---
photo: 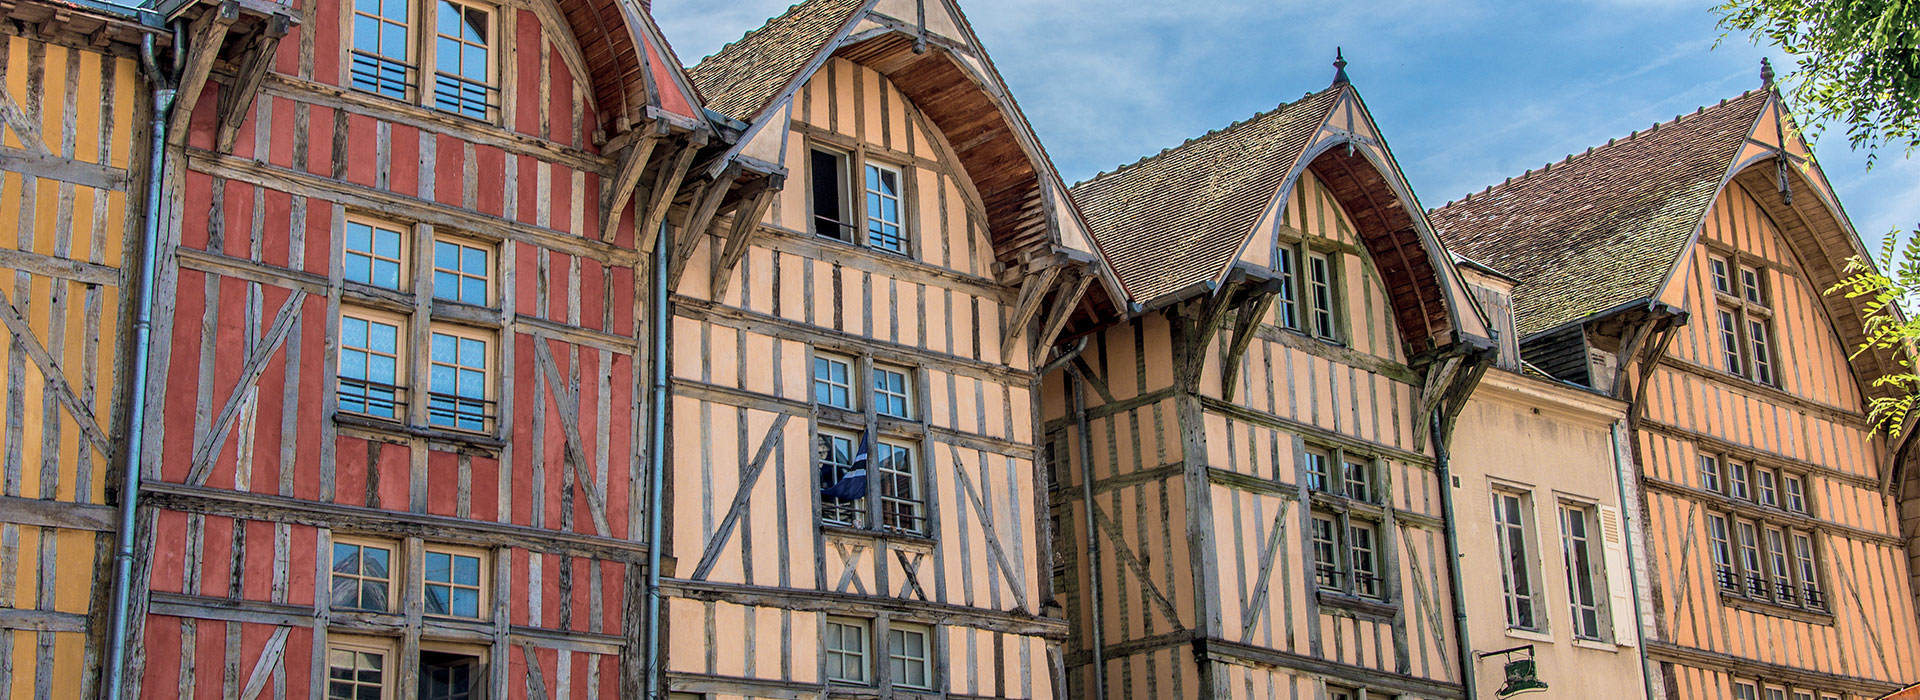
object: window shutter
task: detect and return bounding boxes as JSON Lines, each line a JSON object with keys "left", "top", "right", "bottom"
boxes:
{"left": 1597, "top": 504, "right": 1636, "bottom": 646}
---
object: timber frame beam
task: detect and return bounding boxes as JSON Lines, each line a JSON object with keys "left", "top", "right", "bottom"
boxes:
{"left": 166, "top": 0, "right": 239, "bottom": 148}
{"left": 213, "top": 11, "right": 294, "bottom": 152}
{"left": 1412, "top": 346, "right": 1494, "bottom": 451}
{"left": 661, "top": 162, "right": 740, "bottom": 287}
{"left": 599, "top": 129, "right": 662, "bottom": 242}
{"left": 706, "top": 177, "right": 780, "bottom": 297}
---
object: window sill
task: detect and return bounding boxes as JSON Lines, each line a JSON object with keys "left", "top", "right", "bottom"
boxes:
{"left": 335, "top": 413, "right": 505, "bottom": 450}
{"left": 1504, "top": 628, "right": 1553, "bottom": 644}
{"left": 1720, "top": 592, "right": 1834, "bottom": 625}
{"left": 1570, "top": 638, "right": 1620, "bottom": 652}
{"left": 1315, "top": 590, "right": 1397, "bottom": 619}
{"left": 820, "top": 523, "right": 936, "bottom": 552}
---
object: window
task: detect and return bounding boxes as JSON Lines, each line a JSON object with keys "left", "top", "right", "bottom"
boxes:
{"left": 1729, "top": 461, "right": 1751, "bottom": 501}
{"left": 1719, "top": 309, "right": 1743, "bottom": 375}
{"left": 1710, "top": 255, "right": 1732, "bottom": 294}
{"left": 825, "top": 617, "right": 870, "bottom": 684}
{"left": 817, "top": 431, "right": 862, "bottom": 527}
{"left": 1766, "top": 527, "right": 1794, "bottom": 605}
{"left": 432, "top": 237, "right": 492, "bottom": 306}
{"left": 1304, "top": 447, "right": 1331, "bottom": 492}
{"left": 339, "top": 312, "right": 406, "bottom": 420}
{"left": 432, "top": 0, "right": 494, "bottom": 119}
{"left": 328, "top": 638, "right": 395, "bottom": 700}
{"left": 419, "top": 649, "right": 483, "bottom": 700}
{"left": 1343, "top": 457, "right": 1373, "bottom": 502}
{"left": 1708, "top": 514, "right": 1737, "bottom": 592}
{"left": 1784, "top": 474, "right": 1807, "bottom": 513}
{"left": 1275, "top": 248, "right": 1300, "bottom": 330}
{"left": 1749, "top": 319, "right": 1776, "bottom": 385}
{"left": 888, "top": 623, "right": 932, "bottom": 690}
{"left": 1700, "top": 455, "right": 1722, "bottom": 492}
{"left": 810, "top": 148, "right": 853, "bottom": 241}
{"left": 345, "top": 219, "right": 407, "bottom": 290}
{"left": 427, "top": 328, "right": 492, "bottom": 433}
{"left": 1741, "top": 267, "right": 1764, "bottom": 305}
{"left": 813, "top": 354, "right": 854, "bottom": 410}
{"left": 1307, "top": 251, "right": 1338, "bottom": 340}
{"left": 1737, "top": 521, "right": 1766, "bottom": 597}
{"left": 863, "top": 163, "right": 905, "bottom": 254}
{"left": 875, "top": 441, "right": 924, "bottom": 535}
{"left": 1327, "top": 685, "right": 1357, "bottom": 700}
{"left": 1310, "top": 514, "right": 1341, "bottom": 590}
{"left": 1734, "top": 682, "right": 1760, "bottom": 700}
{"left": 350, "top": 0, "right": 497, "bottom": 117}
{"left": 1794, "top": 533, "right": 1824, "bottom": 609}
{"left": 350, "top": 0, "right": 412, "bottom": 100}
{"left": 873, "top": 366, "right": 911, "bottom": 419}
{"left": 1560, "top": 503, "right": 1606, "bottom": 641}
{"left": 423, "top": 547, "right": 485, "bottom": 618}
{"left": 1765, "top": 688, "right": 1788, "bottom": 700}
{"left": 1349, "top": 522, "right": 1381, "bottom": 598}
{"left": 1756, "top": 469, "right": 1778, "bottom": 507}
{"left": 331, "top": 540, "right": 395, "bottom": 612}
{"left": 1493, "top": 490, "right": 1539, "bottom": 630}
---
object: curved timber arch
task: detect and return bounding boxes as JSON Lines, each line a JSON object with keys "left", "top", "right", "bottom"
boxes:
{"left": 539, "top": 0, "right": 703, "bottom": 138}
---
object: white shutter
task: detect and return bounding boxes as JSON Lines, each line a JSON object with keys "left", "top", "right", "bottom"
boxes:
{"left": 1597, "top": 504, "right": 1636, "bottom": 646}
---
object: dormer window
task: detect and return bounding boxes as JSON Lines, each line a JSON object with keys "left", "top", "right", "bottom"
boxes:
{"left": 809, "top": 143, "right": 911, "bottom": 254}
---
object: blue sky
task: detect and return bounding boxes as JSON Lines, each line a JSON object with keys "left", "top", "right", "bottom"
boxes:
{"left": 653, "top": 0, "right": 1920, "bottom": 247}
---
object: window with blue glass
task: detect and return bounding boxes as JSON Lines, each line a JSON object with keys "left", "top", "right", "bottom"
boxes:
{"left": 339, "top": 312, "right": 405, "bottom": 419}
{"left": 428, "top": 329, "right": 492, "bottom": 432}
{"left": 432, "top": 237, "right": 492, "bottom": 306}
{"left": 423, "top": 547, "right": 485, "bottom": 618}
{"left": 863, "top": 162, "right": 905, "bottom": 254}
{"left": 350, "top": 0, "right": 413, "bottom": 100}
{"left": 432, "top": 0, "right": 494, "bottom": 119}
{"left": 813, "top": 354, "right": 854, "bottom": 410}
{"left": 345, "top": 218, "right": 407, "bottom": 290}
{"left": 874, "top": 365, "right": 910, "bottom": 419}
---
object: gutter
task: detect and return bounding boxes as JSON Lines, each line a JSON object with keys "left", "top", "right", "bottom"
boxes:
{"left": 104, "top": 27, "right": 178, "bottom": 700}
{"left": 1070, "top": 368, "right": 1106, "bottom": 700}
{"left": 644, "top": 219, "right": 671, "bottom": 699}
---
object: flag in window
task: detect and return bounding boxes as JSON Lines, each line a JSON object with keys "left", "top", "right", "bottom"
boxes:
{"left": 821, "top": 431, "right": 870, "bottom": 502}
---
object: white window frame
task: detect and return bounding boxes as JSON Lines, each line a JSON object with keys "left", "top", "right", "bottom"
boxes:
{"left": 327, "top": 635, "right": 399, "bottom": 700}
{"left": 875, "top": 440, "right": 925, "bottom": 535}
{"left": 873, "top": 365, "right": 912, "bottom": 419}
{"left": 887, "top": 622, "right": 933, "bottom": 690}
{"left": 1559, "top": 502, "right": 1608, "bottom": 641}
{"left": 812, "top": 353, "right": 856, "bottom": 411}
{"left": 862, "top": 161, "right": 907, "bottom": 255}
{"left": 1275, "top": 246, "right": 1300, "bottom": 330}
{"left": 1307, "top": 250, "right": 1338, "bottom": 341}
{"left": 824, "top": 617, "right": 871, "bottom": 685}
{"left": 1492, "top": 489, "right": 1542, "bottom": 631}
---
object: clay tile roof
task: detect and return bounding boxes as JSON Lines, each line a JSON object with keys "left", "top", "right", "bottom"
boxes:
{"left": 1070, "top": 87, "right": 1343, "bottom": 303}
{"left": 1431, "top": 90, "right": 1771, "bottom": 337}
{"left": 686, "top": 0, "right": 868, "bottom": 122}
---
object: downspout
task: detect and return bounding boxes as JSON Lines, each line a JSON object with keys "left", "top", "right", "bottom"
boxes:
{"left": 105, "top": 30, "right": 178, "bottom": 700}
{"left": 1610, "top": 421, "right": 1661, "bottom": 700}
{"left": 1070, "top": 368, "right": 1106, "bottom": 700}
{"left": 1433, "top": 409, "right": 1477, "bottom": 700}
{"left": 644, "top": 219, "right": 671, "bottom": 699}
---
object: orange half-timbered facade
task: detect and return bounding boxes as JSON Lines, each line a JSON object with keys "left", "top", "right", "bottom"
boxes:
{"left": 123, "top": 0, "right": 736, "bottom": 697}
{"left": 1437, "top": 83, "right": 1920, "bottom": 700}
{"left": 661, "top": 1, "right": 1113, "bottom": 697}
{"left": 1051, "top": 75, "right": 1497, "bottom": 700}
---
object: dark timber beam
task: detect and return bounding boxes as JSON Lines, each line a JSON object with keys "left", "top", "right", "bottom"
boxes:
{"left": 213, "top": 11, "right": 294, "bottom": 152}
{"left": 167, "top": 1, "right": 240, "bottom": 148}
{"left": 999, "top": 264, "right": 1062, "bottom": 361}
{"left": 664, "top": 163, "right": 741, "bottom": 289}
{"left": 638, "top": 135, "right": 702, "bottom": 251}
{"left": 599, "top": 131, "right": 660, "bottom": 243}
{"left": 1220, "top": 291, "right": 1278, "bottom": 402}
{"left": 1181, "top": 279, "right": 1245, "bottom": 391}
{"left": 709, "top": 181, "right": 780, "bottom": 298}
{"left": 1031, "top": 272, "right": 1093, "bottom": 367}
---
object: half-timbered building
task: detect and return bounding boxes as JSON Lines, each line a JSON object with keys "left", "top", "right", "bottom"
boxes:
{"left": 123, "top": 0, "right": 736, "bottom": 697}
{"left": 1435, "top": 78, "right": 1920, "bottom": 700}
{"left": 1049, "top": 67, "right": 1498, "bottom": 700}
{"left": 661, "top": 0, "right": 1110, "bottom": 697}
{"left": 0, "top": 2, "right": 154, "bottom": 698}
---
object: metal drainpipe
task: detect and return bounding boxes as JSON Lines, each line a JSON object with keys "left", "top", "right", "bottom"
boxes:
{"left": 104, "top": 30, "right": 177, "bottom": 700}
{"left": 1432, "top": 409, "right": 1478, "bottom": 700}
{"left": 643, "top": 218, "right": 671, "bottom": 700}
{"left": 1070, "top": 369, "right": 1106, "bottom": 700}
{"left": 1610, "top": 420, "right": 1660, "bottom": 700}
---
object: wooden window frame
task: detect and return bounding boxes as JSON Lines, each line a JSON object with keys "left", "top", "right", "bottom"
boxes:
{"left": 345, "top": 215, "right": 411, "bottom": 292}
{"left": 1709, "top": 248, "right": 1780, "bottom": 388}
{"left": 421, "top": 544, "right": 490, "bottom": 620}
{"left": 1306, "top": 249, "right": 1340, "bottom": 341}
{"left": 810, "top": 347, "right": 931, "bottom": 540}
{"left": 861, "top": 160, "right": 908, "bottom": 255}
{"left": 348, "top": 0, "right": 416, "bottom": 102}
{"left": 348, "top": 0, "right": 501, "bottom": 122}
{"left": 1558, "top": 501, "right": 1609, "bottom": 642}
{"left": 1708, "top": 513, "right": 1737, "bottom": 593}
{"left": 812, "top": 352, "right": 857, "bottom": 412}
{"left": 1700, "top": 454, "right": 1722, "bottom": 492}
{"left": 872, "top": 364, "right": 912, "bottom": 420}
{"left": 886, "top": 621, "right": 934, "bottom": 691}
{"left": 1301, "top": 443, "right": 1377, "bottom": 505}
{"left": 1492, "top": 487, "right": 1543, "bottom": 632}
{"left": 824, "top": 616, "right": 871, "bottom": 685}
{"left": 418, "top": 640, "right": 491, "bottom": 700}
{"left": 430, "top": 233, "right": 495, "bottom": 307}
{"left": 874, "top": 439, "right": 926, "bottom": 535}
{"left": 1274, "top": 246, "right": 1300, "bottom": 330}
{"left": 425, "top": 323, "right": 496, "bottom": 434}
{"left": 339, "top": 307, "right": 411, "bottom": 422}
{"left": 327, "top": 635, "right": 400, "bottom": 700}
{"left": 331, "top": 536, "right": 400, "bottom": 614}
{"left": 806, "top": 138, "right": 916, "bottom": 257}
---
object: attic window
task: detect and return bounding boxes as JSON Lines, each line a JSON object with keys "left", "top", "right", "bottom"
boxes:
{"left": 811, "top": 147, "right": 854, "bottom": 242}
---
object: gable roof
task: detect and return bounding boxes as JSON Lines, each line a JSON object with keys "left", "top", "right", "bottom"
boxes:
{"left": 686, "top": 0, "right": 868, "bottom": 123}
{"left": 1430, "top": 90, "right": 1772, "bottom": 337}
{"left": 1071, "top": 88, "right": 1344, "bottom": 302}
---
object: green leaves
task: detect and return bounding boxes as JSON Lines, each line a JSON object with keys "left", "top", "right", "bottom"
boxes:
{"left": 1826, "top": 228, "right": 1920, "bottom": 436}
{"left": 1717, "top": 0, "right": 1920, "bottom": 167}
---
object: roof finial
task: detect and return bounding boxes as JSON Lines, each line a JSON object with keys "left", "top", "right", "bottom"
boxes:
{"left": 1333, "top": 47, "right": 1350, "bottom": 85}
{"left": 1761, "top": 57, "right": 1775, "bottom": 87}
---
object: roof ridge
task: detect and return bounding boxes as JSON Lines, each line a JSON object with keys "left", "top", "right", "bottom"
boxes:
{"left": 1437, "top": 88, "right": 1767, "bottom": 209}
{"left": 1073, "top": 87, "right": 1337, "bottom": 189}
